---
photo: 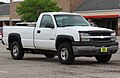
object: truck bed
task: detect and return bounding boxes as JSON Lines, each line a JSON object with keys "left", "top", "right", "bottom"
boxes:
{"left": 3, "top": 26, "right": 35, "bottom": 49}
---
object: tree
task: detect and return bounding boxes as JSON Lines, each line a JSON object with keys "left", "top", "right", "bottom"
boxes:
{"left": 0, "top": 2, "right": 6, "bottom": 5}
{"left": 16, "top": 0, "right": 62, "bottom": 22}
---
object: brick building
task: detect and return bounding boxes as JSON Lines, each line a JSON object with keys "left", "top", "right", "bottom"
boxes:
{"left": 10, "top": 0, "right": 83, "bottom": 25}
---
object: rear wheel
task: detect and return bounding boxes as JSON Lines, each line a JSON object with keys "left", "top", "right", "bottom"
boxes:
{"left": 58, "top": 42, "right": 75, "bottom": 64}
{"left": 95, "top": 54, "right": 112, "bottom": 63}
{"left": 44, "top": 54, "right": 55, "bottom": 58}
{"left": 10, "top": 41, "right": 24, "bottom": 60}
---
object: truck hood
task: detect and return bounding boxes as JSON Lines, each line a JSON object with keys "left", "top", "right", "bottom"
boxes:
{"left": 64, "top": 26, "right": 113, "bottom": 32}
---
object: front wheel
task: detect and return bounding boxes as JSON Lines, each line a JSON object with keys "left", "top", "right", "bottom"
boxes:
{"left": 10, "top": 41, "right": 24, "bottom": 60}
{"left": 95, "top": 54, "right": 112, "bottom": 63}
{"left": 58, "top": 42, "right": 75, "bottom": 64}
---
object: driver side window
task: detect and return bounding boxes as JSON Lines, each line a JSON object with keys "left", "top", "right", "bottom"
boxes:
{"left": 40, "top": 15, "right": 54, "bottom": 28}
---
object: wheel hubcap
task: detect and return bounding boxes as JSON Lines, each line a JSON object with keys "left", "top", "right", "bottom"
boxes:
{"left": 13, "top": 45, "right": 19, "bottom": 56}
{"left": 60, "top": 48, "right": 68, "bottom": 60}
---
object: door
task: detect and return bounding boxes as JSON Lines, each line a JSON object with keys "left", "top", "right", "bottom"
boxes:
{"left": 34, "top": 15, "right": 56, "bottom": 49}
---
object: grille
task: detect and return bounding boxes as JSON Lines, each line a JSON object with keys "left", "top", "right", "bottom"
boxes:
{"left": 89, "top": 31, "right": 111, "bottom": 42}
{"left": 90, "top": 32, "right": 111, "bottom": 36}
{"left": 91, "top": 38, "right": 111, "bottom": 42}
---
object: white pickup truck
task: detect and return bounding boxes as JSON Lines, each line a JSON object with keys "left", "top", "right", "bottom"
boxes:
{"left": 2, "top": 12, "right": 119, "bottom": 64}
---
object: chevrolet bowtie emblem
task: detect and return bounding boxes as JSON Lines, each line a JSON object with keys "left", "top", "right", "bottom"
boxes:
{"left": 100, "top": 35, "right": 104, "bottom": 39}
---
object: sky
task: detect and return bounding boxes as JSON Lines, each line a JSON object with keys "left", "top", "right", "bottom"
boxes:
{"left": 0, "top": 0, "right": 10, "bottom": 3}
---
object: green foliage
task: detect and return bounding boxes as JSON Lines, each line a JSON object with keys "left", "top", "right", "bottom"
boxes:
{"left": 16, "top": 0, "right": 62, "bottom": 22}
{"left": 0, "top": 2, "right": 6, "bottom": 5}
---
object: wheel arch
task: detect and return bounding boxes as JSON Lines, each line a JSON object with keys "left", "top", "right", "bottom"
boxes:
{"left": 56, "top": 35, "right": 74, "bottom": 50}
{"left": 8, "top": 33, "right": 22, "bottom": 50}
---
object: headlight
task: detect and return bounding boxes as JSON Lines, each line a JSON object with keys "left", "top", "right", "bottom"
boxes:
{"left": 80, "top": 33, "right": 90, "bottom": 42}
{"left": 80, "top": 33, "right": 89, "bottom": 36}
{"left": 111, "top": 37, "right": 116, "bottom": 41}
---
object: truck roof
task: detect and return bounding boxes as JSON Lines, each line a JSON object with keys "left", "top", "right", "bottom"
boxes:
{"left": 41, "top": 12, "right": 80, "bottom": 15}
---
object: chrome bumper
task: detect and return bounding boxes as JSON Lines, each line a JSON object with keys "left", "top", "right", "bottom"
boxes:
{"left": 72, "top": 42, "right": 119, "bottom": 56}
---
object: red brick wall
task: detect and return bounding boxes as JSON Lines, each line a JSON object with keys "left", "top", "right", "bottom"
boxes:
{"left": 54, "top": 0, "right": 83, "bottom": 12}
{"left": 10, "top": 0, "right": 21, "bottom": 25}
{"left": 54, "top": 0, "right": 71, "bottom": 12}
{"left": 70, "top": 0, "right": 83, "bottom": 12}
{"left": 10, "top": 2, "right": 20, "bottom": 19}
{"left": 117, "top": 18, "right": 120, "bottom": 35}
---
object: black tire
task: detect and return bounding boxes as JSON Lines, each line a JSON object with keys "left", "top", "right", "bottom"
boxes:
{"left": 58, "top": 42, "right": 75, "bottom": 64}
{"left": 10, "top": 41, "right": 24, "bottom": 60}
{"left": 44, "top": 54, "right": 55, "bottom": 58}
{"left": 95, "top": 54, "right": 112, "bottom": 63}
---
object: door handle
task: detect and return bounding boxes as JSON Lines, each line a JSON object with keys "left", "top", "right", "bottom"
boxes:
{"left": 37, "top": 30, "right": 41, "bottom": 33}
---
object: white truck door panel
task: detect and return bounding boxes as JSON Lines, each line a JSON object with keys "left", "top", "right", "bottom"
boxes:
{"left": 34, "top": 15, "right": 56, "bottom": 49}
{"left": 34, "top": 28, "right": 55, "bottom": 49}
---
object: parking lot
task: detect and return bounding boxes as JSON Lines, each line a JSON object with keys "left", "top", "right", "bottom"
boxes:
{"left": 0, "top": 38, "right": 120, "bottom": 78}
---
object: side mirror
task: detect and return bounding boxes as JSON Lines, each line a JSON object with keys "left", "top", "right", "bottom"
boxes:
{"left": 90, "top": 23, "right": 97, "bottom": 27}
{"left": 45, "top": 23, "right": 54, "bottom": 29}
{"left": 90, "top": 23, "right": 94, "bottom": 26}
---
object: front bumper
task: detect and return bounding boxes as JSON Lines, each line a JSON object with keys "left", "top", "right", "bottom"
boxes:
{"left": 72, "top": 42, "right": 118, "bottom": 56}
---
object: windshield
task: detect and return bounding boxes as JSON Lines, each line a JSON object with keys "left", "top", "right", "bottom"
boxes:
{"left": 54, "top": 15, "right": 90, "bottom": 27}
